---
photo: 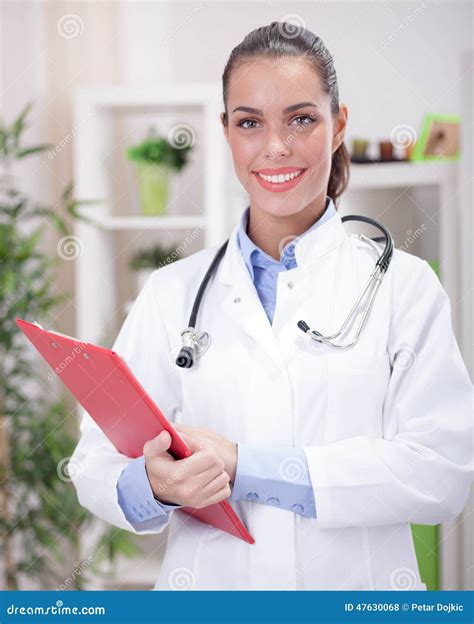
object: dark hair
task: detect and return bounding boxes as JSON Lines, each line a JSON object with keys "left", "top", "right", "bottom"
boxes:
{"left": 221, "top": 21, "right": 350, "bottom": 207}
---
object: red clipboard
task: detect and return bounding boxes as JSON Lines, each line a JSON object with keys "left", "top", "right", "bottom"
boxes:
{"left": 16, "top": 317, "right": 254, "bottom": 545}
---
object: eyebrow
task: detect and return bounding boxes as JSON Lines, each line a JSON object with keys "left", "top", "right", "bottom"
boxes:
{"left": 231, "top": 102, "right": 318, "bottom": 115}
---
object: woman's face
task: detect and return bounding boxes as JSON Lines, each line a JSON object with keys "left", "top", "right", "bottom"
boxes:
{"left": 221, "top": 57, "right": 347, "bottom": 219}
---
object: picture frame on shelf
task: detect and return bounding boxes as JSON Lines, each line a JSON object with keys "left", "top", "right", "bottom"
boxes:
{"left": 411, "top": 113, "right": 460, "bottom": 163}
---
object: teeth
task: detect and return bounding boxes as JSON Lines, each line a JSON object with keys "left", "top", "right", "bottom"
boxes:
{"left": 257, "top": 170, "right": 304, "bottom": 183}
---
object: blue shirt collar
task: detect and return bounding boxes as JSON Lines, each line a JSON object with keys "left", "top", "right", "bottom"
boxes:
{"left": 237, "top": 196, "right": 337, "bottom": 279}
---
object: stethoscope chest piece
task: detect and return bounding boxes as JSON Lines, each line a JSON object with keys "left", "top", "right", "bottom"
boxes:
{"left": 175, "top": 327, "right": 211, "bottom": 368}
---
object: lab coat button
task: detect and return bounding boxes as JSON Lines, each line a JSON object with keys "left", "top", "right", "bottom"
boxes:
{"left": 292, "top": 503, "right": 304, "bottom": 513}
{"left": 287, "top": 281, "right": 294, "bottom": 289}
{"left": 234, "top": 297, "right": 241, "bottom": 304}
{"left": 246, "top": 492, "right": 259, "bottom": 500}
{"left": 268, "top": 496, "right": 280, "bottom": 505}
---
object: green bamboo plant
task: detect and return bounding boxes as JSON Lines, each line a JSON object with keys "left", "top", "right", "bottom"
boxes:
{"left": 0, "top": 103, "right": 139, "bottom": 590}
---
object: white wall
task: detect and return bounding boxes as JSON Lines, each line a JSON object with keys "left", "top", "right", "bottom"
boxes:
{"left": 118, "top": 1, "right": 471, "bottom": 142}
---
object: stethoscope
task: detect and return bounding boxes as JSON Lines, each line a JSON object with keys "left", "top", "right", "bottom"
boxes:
{"left": 175, "top": 215, "right": 394, "bottom": 369}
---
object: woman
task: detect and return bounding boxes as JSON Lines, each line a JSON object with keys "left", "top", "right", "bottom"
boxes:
{"left": 71, "top": 22, "right": 472, "bottom": 590}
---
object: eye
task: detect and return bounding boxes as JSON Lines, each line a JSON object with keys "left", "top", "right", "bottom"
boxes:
{"left": 291, "top": 114, "right": 317, "bottom": 126}
{"left": 236, "top": 118, "right": 260, "bottom": 130}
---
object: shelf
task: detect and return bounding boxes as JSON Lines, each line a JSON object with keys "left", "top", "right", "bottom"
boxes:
{"left": 84, "top": 214, "right": 207, "bottom": 231}
{"left": 348, "top": 161, "right": 456, "bottom": 190}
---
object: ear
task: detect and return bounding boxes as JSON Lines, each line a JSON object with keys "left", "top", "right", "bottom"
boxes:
{"left": 220, "top": 112, "right": 230, "bottom": 143}
{"left": 332, "top": 103, "right": 348, "bottom": 153}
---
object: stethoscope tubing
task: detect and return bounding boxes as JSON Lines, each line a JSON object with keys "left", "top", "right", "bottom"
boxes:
{"left": 176, "top": 214, "right": 394, "bottom": 368}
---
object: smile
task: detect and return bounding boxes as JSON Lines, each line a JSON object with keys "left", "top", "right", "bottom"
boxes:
{"left": 253, "top": 168, "right": 307, "bottom": 193}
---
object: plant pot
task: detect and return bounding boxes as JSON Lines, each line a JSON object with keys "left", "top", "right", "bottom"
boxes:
{"left": 135, "top": 162, "right": 172, "bottom": 216}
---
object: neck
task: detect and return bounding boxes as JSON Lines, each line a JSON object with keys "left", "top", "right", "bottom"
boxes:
{"left": 247, "top": 194, "right": 328, "bottom": 261}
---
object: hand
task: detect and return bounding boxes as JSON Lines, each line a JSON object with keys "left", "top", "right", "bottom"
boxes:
{"left": 143, "top": 430, "right": 231, "bottom": 508}
{"left": 173, "top": 423, "right": 238, "bottom": 484}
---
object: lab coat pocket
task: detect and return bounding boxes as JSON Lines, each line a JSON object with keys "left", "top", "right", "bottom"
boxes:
{"left": 326, "top": 351, "right": 391, "bottom": 442}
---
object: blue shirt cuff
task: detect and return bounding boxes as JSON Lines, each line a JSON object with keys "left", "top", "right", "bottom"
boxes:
{"left": 116, "top": 455, "right": 183, "bottom": 526}
{"left": 230, "top": 443, "right": 317, "bottom": 518}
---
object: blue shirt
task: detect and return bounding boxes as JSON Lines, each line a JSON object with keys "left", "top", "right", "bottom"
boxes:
{"left": 116, "top": 198, "right": 336, "bottom": 529}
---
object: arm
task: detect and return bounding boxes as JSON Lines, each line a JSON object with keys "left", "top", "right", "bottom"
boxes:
{"left": 303, "top": 259, "right": 473, "bottom": 529}
{"left": 230, "top": 443, "right": 316, "bottom": 518}
{"left": 116, "top": 456, "right": 183, "bottom": 531}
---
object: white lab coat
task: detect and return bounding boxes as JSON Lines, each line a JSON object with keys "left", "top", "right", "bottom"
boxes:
{"left": 70, "top": 210, "right": 473, "bottom": 590}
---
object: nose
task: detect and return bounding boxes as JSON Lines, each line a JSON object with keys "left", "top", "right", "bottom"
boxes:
{"left": 263, "top": 126, "right": 291, "bottom": 160}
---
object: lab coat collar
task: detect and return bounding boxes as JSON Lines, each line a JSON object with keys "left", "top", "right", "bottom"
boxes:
{"left": 217, "top": 205, "right": 347, "bottom": 286}
{"left": 236, "top": 197, "right": 337, "bottom": 281}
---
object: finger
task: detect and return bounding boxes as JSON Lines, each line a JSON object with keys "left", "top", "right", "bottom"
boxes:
{"left": 177, "top": 430, "right": 205, "bottom": 454}
{"left": 174, "top": 423, "right": 200, "bottom": 436}
{"left": 201, "top": 483, "right": 232, "bottom": 507}
{"left": 191, "top": 462, "right": 228, "bottom": 488}
{"left": 175, "top": 447, "right": 224, "bottom": 476}
{"left": 201, "top": 469, "right": 230, "bottom": 495}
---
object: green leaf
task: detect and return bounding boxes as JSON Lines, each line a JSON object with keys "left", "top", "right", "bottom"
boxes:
{"left": 11, "top": 102, "right": 33, "bottom": 142}
{"left": 16, "top": 145, "right": 52, "bottom": 159}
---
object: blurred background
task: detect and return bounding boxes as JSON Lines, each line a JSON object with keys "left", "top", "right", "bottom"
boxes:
{"left": 0, "top": 1, "right": 472, "bottom": 591}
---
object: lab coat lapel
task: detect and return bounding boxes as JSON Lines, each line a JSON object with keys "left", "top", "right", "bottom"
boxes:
{"left": 219, "top": 231, "right": 284, "bottom": 365}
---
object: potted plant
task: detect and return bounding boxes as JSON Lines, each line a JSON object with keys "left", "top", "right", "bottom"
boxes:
{"left": 130, "top": 242, "right": 180, "bottom": 291}
{"left": 126, "top": 128, "right": 192, "bottom": 216}
{"left": 0, "top": 103, "right": 139, "bottom": 589}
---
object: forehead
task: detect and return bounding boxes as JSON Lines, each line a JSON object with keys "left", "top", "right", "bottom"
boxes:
{"left": 227, "top": 57, "right": 325, "bottom": 110}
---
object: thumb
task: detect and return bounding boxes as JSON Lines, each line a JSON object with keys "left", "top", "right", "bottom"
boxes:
{"left": 145, "top": 429, "right": 172, "bottom": 458}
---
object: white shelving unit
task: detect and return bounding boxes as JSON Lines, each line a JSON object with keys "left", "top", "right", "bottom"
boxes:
{"left": 73, "top": 88, "right": 464, "bottom": 589}
{"left": 73, "top": 84, "right": 230, "bottom": 345}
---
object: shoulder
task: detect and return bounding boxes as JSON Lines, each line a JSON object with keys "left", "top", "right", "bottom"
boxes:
{"left": 347, "top": 232, "right": 439, "bottom": 286}
{"left": 346, "top": 232, "right": 447, "bottom": 316}
{"left": 388, "top": 248, "right": 448, "bottom": 322}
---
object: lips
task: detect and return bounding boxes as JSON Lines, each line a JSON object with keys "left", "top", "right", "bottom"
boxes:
{"left": 252, "top": 168, "right": 308, "bottom": 193}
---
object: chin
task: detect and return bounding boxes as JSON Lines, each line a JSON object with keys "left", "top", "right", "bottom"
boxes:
{"left": 250, "top": 197, "right": 306, "bottom": 218}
